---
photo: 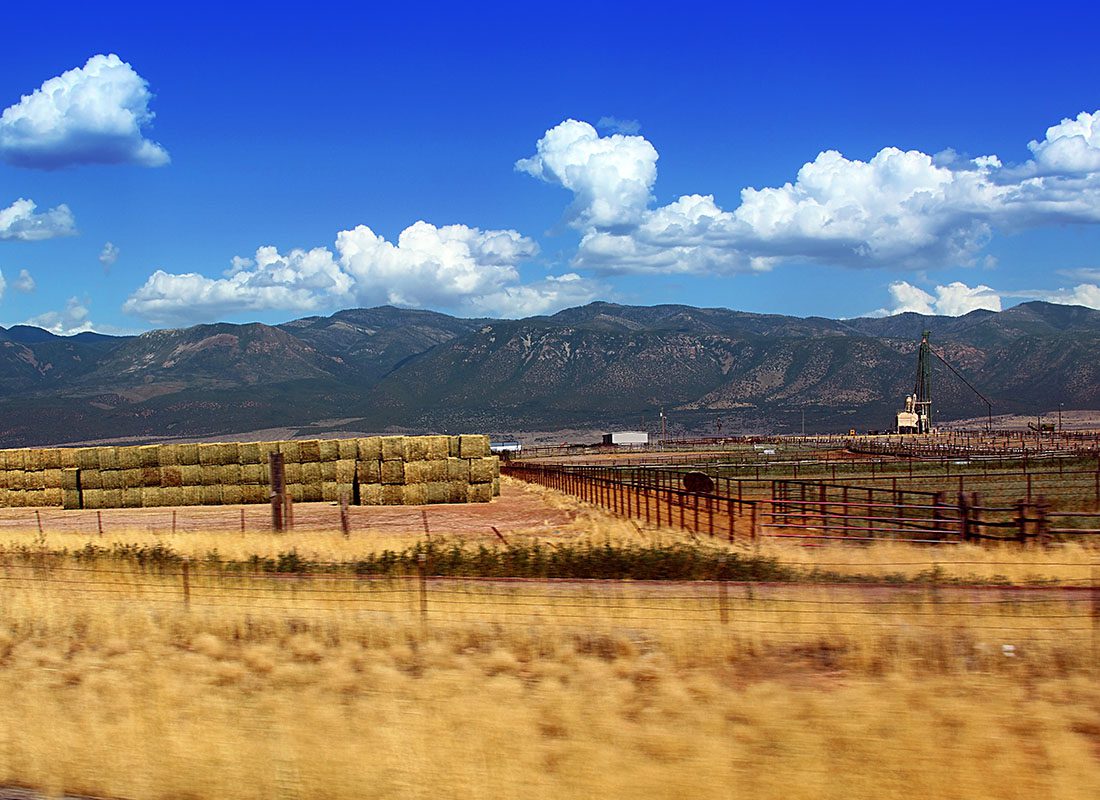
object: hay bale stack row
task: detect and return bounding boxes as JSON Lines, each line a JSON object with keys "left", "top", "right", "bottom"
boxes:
{"left": 0, "top": 434, "right": 500, "bottom": 509}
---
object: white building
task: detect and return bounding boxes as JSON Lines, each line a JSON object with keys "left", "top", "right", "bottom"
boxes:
{"left": 602, "top": 431, "right": 649, "bottom": 446}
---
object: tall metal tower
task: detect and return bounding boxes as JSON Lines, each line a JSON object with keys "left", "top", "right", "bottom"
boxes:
{"left": 912, "top": 330, "right": 933, "bottom": 433}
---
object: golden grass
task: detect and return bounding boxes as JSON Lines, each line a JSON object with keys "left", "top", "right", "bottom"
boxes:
{"left": 0, "top": 563, "right": 1097, "bottom": 799}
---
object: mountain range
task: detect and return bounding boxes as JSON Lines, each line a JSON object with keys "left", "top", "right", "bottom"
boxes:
{"left": 1, "top": 301, "right": 1097, "bottom": 446}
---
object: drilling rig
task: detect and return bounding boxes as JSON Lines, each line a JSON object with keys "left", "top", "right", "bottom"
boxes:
{"left": 895, "top": 330, "right": 993, "bottom": 434}
{"left": 896, "top": 331, "right": 933, "bottom": 434}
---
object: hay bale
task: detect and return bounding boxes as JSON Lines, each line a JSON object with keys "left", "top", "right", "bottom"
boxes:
{"left": 157, "top": 445, "right": 180, "bottom": 467}
{"left": 469, "top": 457, "right": 498, "bottom": 484}
{"left": 447, "top": 457, "right": 468, "bottom": 483}
{"left": 241, "top": 464, "right": 265, "bottom": 485}
{"left": 302, "top": 461, "right": 322, "bottom": 485}
{"left": 219, "top": 464, "right": 242, "bottom": 485}
{"left": 179, "top": 486, "right": 203, "bottom": 506}
{"left": 380, "top": 436, "right": 405, "bottom": 461}
{"left": 97, "top": 447, "right": 120, "bottom": 470}
{"left": 357, "top": 460, "right": 381, "bottom": 484}
{"left": 142, "top": 467, "right": 162, "bottom": 488}
{"left": 27, "top": 450, "right": 45, "bottom": 471}
{"left": 200, "top": 466, "right": 221, "bottom": 487}
{"left": 299, "top": 440, "right": 322, "bottom": 462}
{"left": 318, "top": 439, "right": 339, "bottom": 462}
{"left": 118, "top": 446, "right": 142, "bottom": 470}
{"left": 359, "top": 484, "right": 383, "bottom": 506}
{"left": 492, "top": 477, "right": 501, "bottom": 496}
{"left": 119, "top": 468, "right": 142, "bottom": 489}
{"left": 61, "top": 469, "right": 80, "bottom": 491}
{"left": 43, "top": 487, "right": 63, "bottom": 507}
{"left": 459, "top": 434, "right": 490, "bottom": 459}
{"left": 401, "top": 484, "right": 426, "bottom": 505}
{"left": 41, "top": 449, "right": 62, "bottom": 470}
{"left": 0, "top": 488, "right": 9, "bottom": 507}
{"left": 381, "top": 485, "right": 405, "bottom": 505}
{"left": 198, "top": 444, "right": 218, "bottom": 466}
{"left": 101, "top": 470, "right": 123, "bottom": 490}
{"left": 141, "top": 487, "right": 163, "bottom": 508}
{"left": 321, "top": 481, "right": 340, "bottom": 502}
{"left": 467, "top": 483, "right": 494, "bottom": 503}
{"left": 446, "top": 481, "right": 467, "bottom": 503}
{"left": 201, "top": 485, "right": 223, "bottom": 506}
{"left": 288, "top": 484, "right": 305, "bottom": 503}
{"left": 59, "top": 449, "right": 78, "bottom": 469}
{"left": 0, "top": 470, "right": 10, "bottom": 490}
{"left": 278, "top": 440, "right": 302, "bottom": 463}
{"left": 422, "top": 460, "right": 448, "bottom": 482}
{"left": 335, "top": 460, "right": 356, "bottom": 484}
{"left": 403, "top": 461, "right": 425, "bottom": 484}
{"left": 24, "top": 489, "right": 45, "bottom": 507}
{"left": 241, "top": 485, "right": 268, "bottom": 504}
{"left": 258, "top": 442, "right": 280, "bottom": 461}
{"left": 161, "top": 487, "right": 184, "bottom": 507}
{"left": 357, "top": 437, "right": 382, "bottom": 461}
{"left": 80, "top": 469, "right": 104, "bottom": 490}
{"left": 424, "top": 482, "right": 450, "bottom": 505}
{"left": 284, "top": 463, "right": 302, "bottom": 484}
{"left": 180, "top": 465, "right": 204, "bottom": 486}
{"left": 62, "top": 488, "right": 82, "bottom": 510}
{"left": 238, "top": 442, "right": 261, "bottom": 464}
{"left": 42, "top": 468, "right": 63, "bottom": 490}
{"left": 102, "top": 489, "right": 123, "bottom": 508}
{"left": 448, "top": 436, "right": 461, "bottom": 458}
{"left": 422, "top": 435, "right": 449, "bottom": 461}
{"left": 118, "top": 487, "right": 141, "bottom": 508}
{"left": 76, "top": 448, "right": 99, "bottom": 470}
{"left": 139, "top": 445, "right": 160, "bottom": 468}
{"left": 402, "top": 437, "right": 428, "bottom": 461}
{"left": 337, "top": 438, "right": 358, "bottom": 460}
{"left": 215, "top": 442, "right": 239, "bottom": 465}
{"left": 222, "top": 485, "right": 244, "bottom": 505}
{"left": 381, "top": 460, "right": 405, "bottom": 485}
{"left": 0, "top": 451, "right": 9, "bottom": 471}
{"left": 162, "top": 467, "right": 183, "bottom": 488}
{"left": 320, "top": 460, "right": 337, "bottom": 482}
{"left": 81, "top": 489, "right": 105, "bottom": 509}
{"left": 176, "top": 443, "right": 200, "bottom": 466}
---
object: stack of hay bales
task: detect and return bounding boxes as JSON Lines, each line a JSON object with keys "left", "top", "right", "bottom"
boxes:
{"left": 0, "top": 434, "right": 500, "bottom": 509}
{"left": 0, "top": 448, "right": 64, "bottom": 508}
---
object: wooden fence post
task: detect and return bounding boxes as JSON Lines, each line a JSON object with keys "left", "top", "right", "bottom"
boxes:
{"left": 340, "top": 494, "right": 351, "bottom": 538}
{"left": 269, "top": 452, "right": 285, "bottom": 532}
{"left": 418, "top": 553, "right": 428, "bottom": 622}
{"left": 181, "top": 557, "right": 191, "bottom": 609}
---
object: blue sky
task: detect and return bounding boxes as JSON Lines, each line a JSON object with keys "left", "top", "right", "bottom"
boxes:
{"left": 2, "top": 1, "right": 1100, "bottom": 334}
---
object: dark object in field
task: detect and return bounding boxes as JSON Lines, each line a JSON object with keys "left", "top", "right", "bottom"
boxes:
{"left": 682, "top": 471, "right": 714, "bottom": 493}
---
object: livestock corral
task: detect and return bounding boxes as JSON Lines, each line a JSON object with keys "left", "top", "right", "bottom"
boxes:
{"left": 0, "top": 430, "right": 1098, "bottom": 799}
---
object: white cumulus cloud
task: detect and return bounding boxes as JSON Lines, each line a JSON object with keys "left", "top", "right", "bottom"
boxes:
{"left": 516, "top": 119, "right": 658, "bottom": 231}
{"left": 24, "top": 296, "right": 96, "bottom": 335}
{"left": 0, "top": 198, "right": 76, "bottom": 240}
{"left": 99, "top": 242, "right": 120, "bottom": 268}
{"left": 12, "top": 269, "right": 34, "bottom": 293}
{"left": 520, "top": 111, "right": 1100, "bottom": 275}
{"left": 124, "top": 220, "right": 596, "bottom": 324}
{"left": 0, "top": 54, "right": 169, "bottom": 169}
{"left": 872, "top": 280, "right": 1002, "bottom": 317}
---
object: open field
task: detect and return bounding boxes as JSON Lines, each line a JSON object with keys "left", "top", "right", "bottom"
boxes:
{"left": 0, "top": 458, "right": 1097, "bottom": 798}
{"left": 0, "top": 558, "right": 1098, "bottom": 800}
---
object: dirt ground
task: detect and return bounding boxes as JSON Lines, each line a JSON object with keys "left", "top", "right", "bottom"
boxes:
{"left": 0, "top": 481, "right": 577, "bottom": 538}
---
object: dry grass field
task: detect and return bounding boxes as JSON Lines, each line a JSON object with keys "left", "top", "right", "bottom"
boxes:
{"left": 0, "top": 475, "right": 1097, "bottom": 798}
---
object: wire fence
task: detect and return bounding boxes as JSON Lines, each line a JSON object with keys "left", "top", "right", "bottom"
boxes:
{"left": 3, "top": 561, "right": 1098, "bottom": 645}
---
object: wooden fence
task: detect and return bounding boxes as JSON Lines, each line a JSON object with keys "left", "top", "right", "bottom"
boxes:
{"left": 503, "top": 462, "right": 1100, "bottom": 545}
